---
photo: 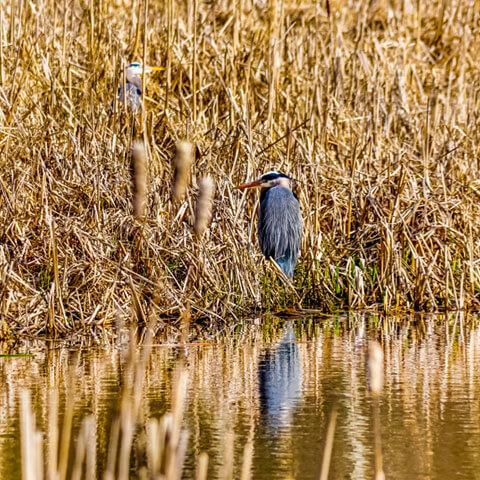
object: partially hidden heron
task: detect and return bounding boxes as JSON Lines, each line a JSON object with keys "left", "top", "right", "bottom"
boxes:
{"left": 237, "top": 171, "right": 303, "bottom": 278}
{"left": 118, "top": 62, "right": 163, "bottom": 112}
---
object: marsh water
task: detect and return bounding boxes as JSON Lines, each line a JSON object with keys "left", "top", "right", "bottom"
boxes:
{"left": 1, "top": 314, "right": 480, "bottom": 479}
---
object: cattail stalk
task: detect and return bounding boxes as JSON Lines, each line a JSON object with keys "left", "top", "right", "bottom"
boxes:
{"left": 240, "top": 442, "right": 253, "bottom": 480}
{"left": 219, "top": 431, "right": 234, "bottom": 480}
{"left": 71, "top": 419, "right": 87, "bottom": 480}
{"left": 367, "top": 341, "right": 384, "bottom": 395}
{"left": 164, "top": 367, "right": 189, "bottom": 479}
{"left": 194, "top": 177, "right": 215, "bottom": 237}
{"left": 0, "top": 6, "right": 5, "bottom": 86}
{"left": 196, "top": 452, "right": 209, "bottom": 480}
{"left": 84, "top": 417, "right": 96, "bottom": 479}
{"left": 47, "top": 388, "right": 59, "bottom": 480}
{"left": 58, "top": 377, "right": 75, "bottom": 480}
{"left": 172, "top": 141, "right": 194, "bottom": 202}
{"left": 132, "top": 140, "right": 148, "bottom": 219}
{"left": 20, "top": 390, "right": 36, "bottom": 480}
{"left": 367, "top": 341, "right": 385, "bottom": 480}
{"left": 319, "top": 409, "right": 338, "bottom": 480}
{"left": 146, "top": 419, "right": 161, "bottom": 476}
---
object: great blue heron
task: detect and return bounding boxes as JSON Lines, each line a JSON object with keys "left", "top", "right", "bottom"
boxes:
{"left": 237, "top": 171, "right": 302, "bottom": 278}
{"left": 118, "top": 62, "right": 162, "bottom": 112}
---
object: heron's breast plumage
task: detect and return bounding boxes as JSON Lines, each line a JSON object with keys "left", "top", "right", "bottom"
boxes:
{"left": 118, "top": 82, "right": 142, "bottom": 112}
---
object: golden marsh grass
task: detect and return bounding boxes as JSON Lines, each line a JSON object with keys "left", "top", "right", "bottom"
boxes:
{"left": 1, "top": 1, "right": 480, "bottom": 334}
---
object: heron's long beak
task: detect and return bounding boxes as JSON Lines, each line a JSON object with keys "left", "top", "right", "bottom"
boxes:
{"left": 235, "top": 179, "right": 262, "bottom": 190}
{"left": 143, "top": 66, "right": 164, "bottom": 74}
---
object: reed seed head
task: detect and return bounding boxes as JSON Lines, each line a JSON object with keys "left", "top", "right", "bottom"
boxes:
{"left": 132, "top": 140, "right": 148, "bottom": 219}
{"left": 367, "top": 341, "right": 384, "bottom": 395}
{"left": 173, "top": 141, "right": 194, "bottom": 203}
{"left": 194, "top": 177, "right": 215, "bottom": 237}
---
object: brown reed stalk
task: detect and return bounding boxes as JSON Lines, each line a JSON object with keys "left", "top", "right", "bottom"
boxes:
{"left": 71, "top": 418, "right": 87, "bottom": 480}
{"left": 141, "top": 0, "right": 149, "bottom": 116}
{"left": 219, "top": 430, "right": 235, "bottom": 480}
{"left": 0, "top": 5, "right": 4, "bottom": 86}
{"left": 367, "top": 341, "right": 385, "bottom": 480}
{"left": 191, "top": 0, "right": 198, "bottom": 124}
{"left": 85, "top": 416, "right": 97, "bottom": 480}
{"left": 48, "top": 214, "right": 66, "bottom": 327}
{"left": 19, "top": 390, "right": 43, "bottom": 480}
{"left": 132, "top": 140, "right": 148, "bottom": 219}
{"left": 146, "top": 418, "right": 161, "bottom": 476}
{"left": 196, "top": 452, "right": 209, "bottom": 480}
{"left": 165, "top": 0, "right": 173, "bottom": 113}
{"left": 104, "top": 418, "right": 121, "bottom": 480}
{"left": 172, "top": 141, "right": 194, "bottom": 203}
{"left": 165, "top": 368, "right": 189, "bottom": 478}
{"left": 194, "top": 176, "right": 215, "bottom": 237}
{"left": 118, "top": 402, "right": 135, "bottom": 480}
{"left": 35, "top": 433, "right": 44, "bottom": 480}
{"left": 20, "top": 390, "right": 36, "bottom": 480}
{"left": 367, "top": 341, "right": 384, "bottom": 395}
{"left": 118, "top": 328, "right": 154, "bottom": 480}
{"left": 318, "top": 408, "right": 338, "bottom": 480}
{"left": 58, "top": 376, "right": 75, "bottom": 480}
{"left": 240, "top": 441, "right": 253, "bottom": 480}
{"left": 47, "top": 388, "right": 59, "bottom": 480}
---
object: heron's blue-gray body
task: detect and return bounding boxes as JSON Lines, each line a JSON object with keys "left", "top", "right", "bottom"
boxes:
{"left": 259, "top": 186, "right": 302, "bottom": 277}
{"left": 118, "top": 82, "right": 142, "bottom": 112}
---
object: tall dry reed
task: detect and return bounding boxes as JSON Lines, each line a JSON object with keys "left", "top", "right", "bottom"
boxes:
{"left": 367, "top": 341, "right": 385, "bottom": 480}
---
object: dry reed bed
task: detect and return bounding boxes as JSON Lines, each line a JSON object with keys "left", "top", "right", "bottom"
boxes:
{"left": 1, "top": 0, "right": 480, "bottom": 334}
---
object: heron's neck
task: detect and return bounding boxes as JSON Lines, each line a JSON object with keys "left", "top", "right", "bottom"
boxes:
{"left": 275, "top": 177, "right": 291, "bottom": 189}
{"left": 127, "top": 75, "right": 142, "bottom": 89}
{"left": 260, "top": 181, "right": 293, "bottom": 203}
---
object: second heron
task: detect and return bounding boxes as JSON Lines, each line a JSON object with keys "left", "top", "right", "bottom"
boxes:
{"left": 119, "top": 62, "right": 163, "bottom": 112}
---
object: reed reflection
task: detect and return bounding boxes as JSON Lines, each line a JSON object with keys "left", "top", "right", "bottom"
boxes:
{"left": 0, "top": 314, "right": 479, "bottom": 479}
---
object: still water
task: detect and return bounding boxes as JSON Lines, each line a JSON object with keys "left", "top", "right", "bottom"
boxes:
{"left": 0, "top": 313, "right": 480, "bottom": 479}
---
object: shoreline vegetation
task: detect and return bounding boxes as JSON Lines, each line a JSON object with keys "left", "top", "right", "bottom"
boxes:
{"left": 1, "top": 1, "right": 480, "bottom": 336}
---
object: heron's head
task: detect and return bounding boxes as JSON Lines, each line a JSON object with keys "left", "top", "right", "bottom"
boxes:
{"left": 236, "top": 171, "right": 293, "bottom": 191}
{"left": 125, "top": 62, "right": 163, "bottom": 83}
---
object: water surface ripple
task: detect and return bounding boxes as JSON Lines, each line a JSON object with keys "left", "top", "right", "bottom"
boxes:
{"left": 0, "top": 313, "right": 479, "bottom": 479}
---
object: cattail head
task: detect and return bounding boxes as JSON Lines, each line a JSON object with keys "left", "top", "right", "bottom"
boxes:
{"left": 367, "top": 341, "right": 384, "bottom": 395}
{"left": 194, "top": 177, "right": 215, "bottom": 237}
{"left": 132, "top": 140, "right": 147, "bottom": 219}
{"left": 172, "top": 141, "right": 194, "bottom": 202}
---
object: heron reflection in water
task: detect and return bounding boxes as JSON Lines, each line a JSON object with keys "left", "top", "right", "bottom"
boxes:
{"left": 258, "top": 323, "right": 302, "bottom": 430}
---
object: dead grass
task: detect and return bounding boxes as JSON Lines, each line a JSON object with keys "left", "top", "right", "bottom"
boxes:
{"left": 1, "top": 0, "right": 480, "bottom": 335}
